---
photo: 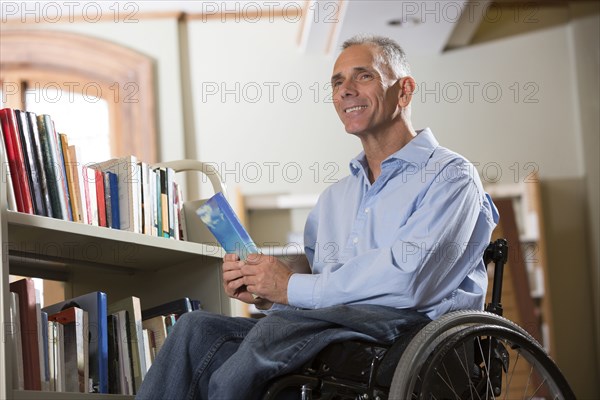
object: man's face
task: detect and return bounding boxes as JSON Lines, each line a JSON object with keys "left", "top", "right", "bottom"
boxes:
{"left": 331, "top": 44, "right": 401, "bottom": 136}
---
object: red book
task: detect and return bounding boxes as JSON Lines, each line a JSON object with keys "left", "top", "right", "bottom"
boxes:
{"left": 9, "top": 278, "right": 41, "bottom": 390}
{"left": 95, "top": 168, "right": 107, "bottom": 227}
{"left": 0, "top": 108, "right": 34, "bottom": 214}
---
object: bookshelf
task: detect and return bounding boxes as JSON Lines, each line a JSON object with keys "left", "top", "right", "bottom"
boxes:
{"left": 485, "top": 176, "right": 554, "bottom": 355}
{"left": 0, "top": 167, "right": 234, "bottom": 399}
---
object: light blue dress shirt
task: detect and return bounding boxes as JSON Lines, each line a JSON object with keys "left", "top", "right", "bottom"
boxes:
{"left": 287, "top": 128, "right": 499, "bottom": 320}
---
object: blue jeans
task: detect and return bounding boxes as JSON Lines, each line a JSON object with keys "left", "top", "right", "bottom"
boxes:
{"left": 136, "top": 305, "right": 430, "bottom": 400}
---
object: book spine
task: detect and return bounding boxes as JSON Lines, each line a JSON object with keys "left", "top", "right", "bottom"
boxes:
{"left": 108, "top": 171, "right": 120, "bottom": 229}
{"left": 82, "top": 165, "right": 93, "bottom": 225}
{"left": 159, "top": 168, "right": 169, "bottom": 238}
{"left": 97, "top": 292, "right": 109, "bottom": 394}
{"left": 16, "top": 109, "right": 46, "bottom": 216}
{"left": 27, "top": 111, "right": 53, "bottom": 217}
{"left": 104, "top": 172, "right": 113, "bottom": 228}
{"left": 167, "top": 168, "right": 175, "bottom": 238}
{"left": 60, "top": 133, "right": 80, "bottom": 222}
{"left": 95, "top": 168, "right": 107, "bottom": 227}
{"left": 9, "top": 278, "right": 41, "bottom": 390}
{"left": 155, "top": 168, "right": 162, "bottom": 237}
{"left": 149, "top": 169, "right": 158, "bottom": 236}
{"left": 0, "top": 108, "right": 34, "bottom": 214}
{"left": 86, "top": 166, "right": 99, "bottom": 226}
{"left": 68, "top": 145, "right": 87, "bottom": 223}
{"left": 54, "top": 127, "right": 73, "bottom": 221}
{"left": 36, "top": 115, "right": 67, "bottom": 219}
{"left": 0, "top": 120, "right": 18, "bottom": 211}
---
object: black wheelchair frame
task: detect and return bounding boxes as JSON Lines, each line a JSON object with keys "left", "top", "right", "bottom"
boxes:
{"left": 263, "top": 239, "right": 575, "bottom": 400}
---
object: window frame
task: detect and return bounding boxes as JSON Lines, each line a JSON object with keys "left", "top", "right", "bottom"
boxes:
{"left": 0, "top": 29, "right": 157, "bottom": 163}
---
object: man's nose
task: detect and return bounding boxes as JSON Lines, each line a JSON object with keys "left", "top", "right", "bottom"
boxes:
{"left": 338, "top": 80, "right": 357, "bottom": 98}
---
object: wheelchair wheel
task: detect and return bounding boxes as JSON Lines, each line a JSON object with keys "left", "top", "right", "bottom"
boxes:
{"left": 389, "top": 311, "right": 575, "bottom": 399}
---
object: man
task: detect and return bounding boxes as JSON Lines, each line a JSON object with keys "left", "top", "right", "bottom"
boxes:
{"left": 137, "top": 35, "right": 498, "bottom": 400}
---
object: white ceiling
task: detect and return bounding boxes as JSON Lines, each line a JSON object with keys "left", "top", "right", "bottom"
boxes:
{"left": 2, "top": 0, "right": 480, "bottom": 55}
{"left": 4, "top": 0, "right": 588, "bottom": 56}
{"left": 299, "top": 0, "right": 476, "bottom": 56}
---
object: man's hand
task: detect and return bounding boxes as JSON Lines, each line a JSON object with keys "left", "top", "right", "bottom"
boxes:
{"left": 240, "top": 253, "right": 293, "bottom": 305}
{"left": 222, "top": 254, "right": 259, "bottom": 304}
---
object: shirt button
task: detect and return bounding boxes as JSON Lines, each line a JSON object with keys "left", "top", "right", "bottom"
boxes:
{"left": 353, "top": 237, "right": 359, "bottom": 244}
{"left": 364, "top": 207, "right": 370, "bottom": 213}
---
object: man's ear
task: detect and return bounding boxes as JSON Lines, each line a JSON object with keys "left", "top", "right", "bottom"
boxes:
{"left": 398, "top": 76, "right": 416, "bottom": 108}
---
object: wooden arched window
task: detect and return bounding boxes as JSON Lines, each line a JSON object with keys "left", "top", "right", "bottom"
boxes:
{"left": 0, "top": 29, "right": 157, "bottom": 163}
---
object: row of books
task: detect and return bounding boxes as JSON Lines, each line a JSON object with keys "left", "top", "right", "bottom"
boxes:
{"left": 0, "top": 107, "right": 184, "bottom": 239}
{"left": 9, "top": 277, "right": 201, "bottom": 395}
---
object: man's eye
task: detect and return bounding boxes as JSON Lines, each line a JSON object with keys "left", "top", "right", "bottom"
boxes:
{"left": 358, "top": 73, "right": 373, "bottom": 80}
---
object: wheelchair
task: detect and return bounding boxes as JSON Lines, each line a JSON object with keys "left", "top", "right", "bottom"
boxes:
{"left": 263, "top": 239, "right": 575, "bottom": 400}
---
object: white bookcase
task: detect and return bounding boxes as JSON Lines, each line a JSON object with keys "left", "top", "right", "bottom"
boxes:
{"left": 0, "top": 185, "right": 233, "bottom": 399}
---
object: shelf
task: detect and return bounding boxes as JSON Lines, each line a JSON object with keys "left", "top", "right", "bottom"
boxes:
{"left": 6, "top": 211, "right": 223, "bottom": 275}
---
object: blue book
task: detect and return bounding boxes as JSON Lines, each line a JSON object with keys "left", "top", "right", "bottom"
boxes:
{"left": 43, "top": 292, "right": 108, "bottom": 393}
{"left": 196, "top": 192, "right": 259, "bottom": 260}
{"left": 105, "top": 171, "right": 120, "bottom": 229}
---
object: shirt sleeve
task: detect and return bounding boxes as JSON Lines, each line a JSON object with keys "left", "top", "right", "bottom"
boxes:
{"left": 288, "top": 168, "right": 495, "bottom": 313}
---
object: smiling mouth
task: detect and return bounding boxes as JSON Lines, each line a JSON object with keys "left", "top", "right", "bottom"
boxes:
{"left": 344, "top": 105, "right": 367, "bottom": 113}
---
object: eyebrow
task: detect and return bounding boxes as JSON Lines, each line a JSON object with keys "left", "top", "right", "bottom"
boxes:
{"left": 331, "top": 66, "right": 374, "bottom": 84}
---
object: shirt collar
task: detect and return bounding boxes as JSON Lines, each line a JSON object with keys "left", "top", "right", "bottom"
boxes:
{"left": 349, "top": 128, "right": 439, "bottom": 176}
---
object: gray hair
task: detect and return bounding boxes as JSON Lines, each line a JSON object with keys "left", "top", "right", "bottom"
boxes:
{"left": 341, "top": 35, "right": 411, "bottom": 79}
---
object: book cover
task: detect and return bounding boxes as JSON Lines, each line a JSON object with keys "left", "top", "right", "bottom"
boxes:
{"left": 196, "top": 191, "right": 259, "bottom": 260}
{"left": 26, "top": 111, "right": 53, "bottom": 217}
{"left": 9, "top": 278, "right": 41, "bottom": 390}
{"left": 48, "top": 306, "right": 89, "bottom": 393}
{"left": 15, "top": 109, "right": 46, "bottom": 216}
{"left": 94, "top": 156, "right": 140, "bottom": 233}
{"left": 141, "top": 297, "right": 192, "bottom": 321}
{"left": 108, "top": 296, "right": 145, "bottom": 393}
{"left": 0, "top": 108, "right": 34, "bottom": 214}
{"left": 37, "top": 114, "right": 68, "bottom": 219}
{"left": 43, "top": 291, "right": 108, "bottom": 393}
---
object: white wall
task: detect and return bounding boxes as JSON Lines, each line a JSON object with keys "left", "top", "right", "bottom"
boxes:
{"left": 188, "top": 18, "right": 360, "bottom": 197}
{"left": 188, "top": 19, "right": 583, "bottom": 199}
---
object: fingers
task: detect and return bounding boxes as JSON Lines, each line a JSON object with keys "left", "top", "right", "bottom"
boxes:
{"left": 223, "top": 253, "right": 240, "bottom": 262}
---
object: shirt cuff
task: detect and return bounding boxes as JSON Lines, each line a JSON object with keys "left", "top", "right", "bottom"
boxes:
{"left": 288, "top": 273, "right": 321, "bottom": 309}
{"left": 259, "top": 303, "right": 296, "bottom": 315}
